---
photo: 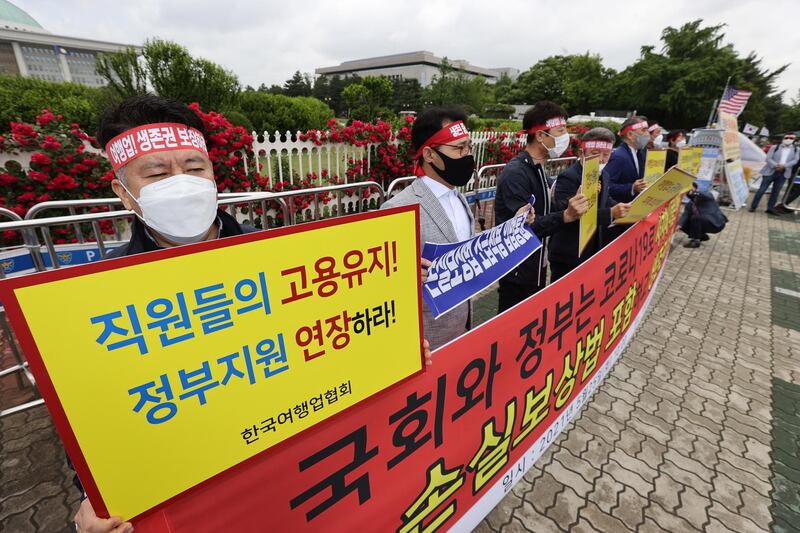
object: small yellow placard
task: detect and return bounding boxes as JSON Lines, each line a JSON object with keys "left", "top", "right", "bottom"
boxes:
{"left": 614, "top": 168, "right": 696, "bottom": 224}
{"left": 579, "top": 155, "right": 600, "bottom": 256}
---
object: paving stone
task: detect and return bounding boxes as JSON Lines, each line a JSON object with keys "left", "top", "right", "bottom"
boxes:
{"left": 542, "top": 486, "right": 583, "bottom": 529}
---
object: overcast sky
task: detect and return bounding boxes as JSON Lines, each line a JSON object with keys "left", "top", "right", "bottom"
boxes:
{"left": 17, "top": 0, "right": 800, "bottom": 101}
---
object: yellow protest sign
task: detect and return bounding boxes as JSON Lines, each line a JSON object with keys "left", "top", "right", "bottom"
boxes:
{"left": 719, "top": 110, "right": 741, "bottom": 161}
{"left": 614, "top": 168, "right": 695, "bottom": 224}
{"left": 676, "top": 147, "right": 703, "bottom": 176}
{"left": 579, "top": 155, "right": 600, "bottom": 256}
{"left": 0, "top": 206, "right": 423, "bottom": 521}
{"left": 643, "top": 150, "right": 667, "bottom": 186}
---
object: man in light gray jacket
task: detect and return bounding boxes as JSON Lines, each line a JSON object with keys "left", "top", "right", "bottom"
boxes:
{"left": 750, "top": 133, "right": 798, "bottom": 214}
{"left": 382, "top": 106, "right": 532, "bottom": 351}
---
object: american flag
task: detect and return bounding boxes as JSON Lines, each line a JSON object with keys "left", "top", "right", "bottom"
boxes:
{"left": 718, "top": 86, "right": 753, "bottom": 116}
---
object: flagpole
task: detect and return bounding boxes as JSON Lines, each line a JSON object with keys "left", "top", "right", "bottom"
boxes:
{"left": 706, "top": 99, "right": 718, "bottom": 127}
{"left": 708, "top": 76, "right": 732, "bottom": 127}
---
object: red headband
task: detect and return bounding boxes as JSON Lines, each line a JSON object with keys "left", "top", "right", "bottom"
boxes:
{"left": 413, "top": 120, "right": 470, "bottom": 176}
{"left": 525, "top": 116, "right": 567, "bottom": 135}
{"left": 582, "top": 140, "right": 613, "bottom": 151}
{"left": 620, "top": 121, "right": 648, "bottom": 136}
{"left": 104, "top": 122, "right": 208, "bottom": 171}
{"left": 647, "top": 124, "right": 660, "bottom": 132}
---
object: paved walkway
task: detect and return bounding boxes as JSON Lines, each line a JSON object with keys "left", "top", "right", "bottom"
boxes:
{"left": 0, "top": 203, "right": 798, "bottom": 532}
{"left": 475, "top": 206, "right": 800, "bottom": 532}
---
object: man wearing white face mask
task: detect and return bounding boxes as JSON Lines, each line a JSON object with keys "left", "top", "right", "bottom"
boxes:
{"left": 71, "top": 95, "right": 437, "bottom": 533}
{"left": 665, "top": 129, "right": 687, "bottom": 169}
{"left": 647, "top": 123, "right": 663, "bottom": 149}
{"left": 605, "top": 116, "right": 650, "bottom": 203}
{"left": 494, "top": 101, "right": 589, "bottom": 313}
{"left": 89, "top": 95, "right": 260, "bottom": 258}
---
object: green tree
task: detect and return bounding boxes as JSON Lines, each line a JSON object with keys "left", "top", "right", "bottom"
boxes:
{"left": 283, "top": 71, "right": 313, "bottom": 97}
{"left": 95, "top": 47, "right": 148, "bottom": 99}
{"left": 609, "top": 21, "right": 786, "bottom": 129}
{"left": 506, "top": 54, "right": 612, "bottom": 113}
{"left": 0, "top": 74, "right": 110, "bottom": 128}
{"left": 313, "top": 74, "right": 362, "bottom": 116}
{"left": 779, "top": 90, "right": 800, "bottom": 133}
{"left": 391, "top": 78, "right": 423, "bottom": 113}
{"left": 238, "top": 91, "right": 333, "bottom": 133}
{"left": 341, "top": 76, "right": 393, "bottom": 121}
{"left": 424, "top": 58, "right": 489, "bottom": 115}
{"left": 96, "top": 39, "right": 241, "bottom": 112}
{"left": 257, "top": 82, "right": 284, "bottom": 95}
{"left": 492, "top": 73, "right": 515, "bottom": 104}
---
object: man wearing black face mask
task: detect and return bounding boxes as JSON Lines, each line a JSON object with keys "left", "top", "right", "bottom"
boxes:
{"left": 494, "top": 101, "right": 588, "bottom": 313}
{"left": 382, "top": 106, "right": 533, "bottom": 350}
{"left": 380, "top": 106, "right": 475, "bottom": 350}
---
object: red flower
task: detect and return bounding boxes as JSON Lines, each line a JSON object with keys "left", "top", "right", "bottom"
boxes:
{"left": 37, "top": 110, "right": 56, "bottom": 126}
{"left": 28, "top": 170, "right": 49, "bottom": 183}
{"left": 42, "top": 135, "right": 62, "bottom": 150}
{"left": 30, "top": 152, "right": 52, "bottom": 166}
{"left": 47, "top": 173, "right": 80, "bottom": 190}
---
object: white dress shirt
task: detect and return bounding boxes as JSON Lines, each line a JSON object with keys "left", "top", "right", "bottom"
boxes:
{"left": 628, "top": 144, "right": 640, "bottom": 196}
{"left": 628, "top": 144, "right": 640, "bottom": 174}
{"left": 779, "top": 145, "right": 791, "bottom": 166}
{"left": 421, "top": 176, "right": 472, "bottom": 241}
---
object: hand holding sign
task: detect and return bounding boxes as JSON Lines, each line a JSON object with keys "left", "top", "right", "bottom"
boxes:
{"left": 564, "top": 186, "right": 589, "bottom": 223}
{"left": 515, "top": 203, "right": 535, "bottom": 226}
{"left": 420, "top": 257, "right": 432, "bottom": 282}
{"left": 612, "top": 202, "right": 632, "bottom": 220}
{"left": 74, "top": 499, "right": 132, "bottom": 533}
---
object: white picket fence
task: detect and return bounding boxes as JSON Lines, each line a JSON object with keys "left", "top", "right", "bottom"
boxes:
{"left": 241, "top": 130, "right": 527, "bottom": 188}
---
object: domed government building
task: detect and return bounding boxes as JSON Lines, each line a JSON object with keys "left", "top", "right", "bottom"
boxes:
{"left": 0, "top": 0, "right": 137, "bottom": 87}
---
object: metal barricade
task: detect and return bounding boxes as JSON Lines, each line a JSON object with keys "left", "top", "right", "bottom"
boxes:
{"left": 780, "top": 169, "right": 800, "bottom": 212}
{"left": 386, "top": 176, "right": 416, "bottom": 199}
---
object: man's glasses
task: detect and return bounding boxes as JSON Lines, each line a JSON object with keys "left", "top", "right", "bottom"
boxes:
{"left": 437, "top": 141, "right": 474, "bottom": 156}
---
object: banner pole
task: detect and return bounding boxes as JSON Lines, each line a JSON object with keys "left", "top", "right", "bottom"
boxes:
{"left": 708, "top": 76, "right": 732, "bottom": 127}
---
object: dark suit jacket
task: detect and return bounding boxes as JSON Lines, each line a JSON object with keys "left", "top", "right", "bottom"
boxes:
{"left": 548, "top": 161, "right": 615, "bottom": 269}
{"left": 605, "top": 144, "right": 646, "bottom": 203}
{"left": 665, "top": 148, "right": 679, "bottom": 170}
{"left": 494, "top": 150, "right": 566, "bottom": 287}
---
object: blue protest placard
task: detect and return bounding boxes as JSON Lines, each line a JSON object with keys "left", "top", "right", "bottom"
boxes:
{"left": 422, "top": 213, "right": 542, "bottom": 318}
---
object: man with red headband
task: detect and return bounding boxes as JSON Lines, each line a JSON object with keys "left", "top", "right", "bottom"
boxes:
{"left": 382, "top": 106, "right": 532, "bottom": 349}
{"left": 494, "top": 101, "right": 589, "bottom": 313}
{"left": 548, "top": 128, "right": 631, "bottom": 281}
{"left": 73, "top": 96, "right": 434, "bottom": 532}
{"left": 605, "top": 116, "right": 650, "bottom": 203}
{"left": 647, "top": 122, "right": 663, "bottom": 149}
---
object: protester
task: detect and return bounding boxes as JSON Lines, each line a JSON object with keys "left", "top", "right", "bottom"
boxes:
{"left": 647, "top": 122, "right": 663, "bottom": 149}
{"left": 665, "top": 129, "right": 687, "bottom": 169}
{"left": 73, "top": 95, "right": 435, "bottom": 533}
{"left": 749, "top": 133, "right": 799, "bottom": 214}
{"left": 381, "top": 106, "right": 533, "bottom": 350}
{"left": 494, "top": 101, "right": 588, "bottom": 312}
{"left": 605, "top": 116, "right": 649, "bottom": 203}
{"left": 548, "top": 128, "right": 632, "bottom": 281}
{"left": 680, "top": 183, "right": 728, "bottom": 248}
